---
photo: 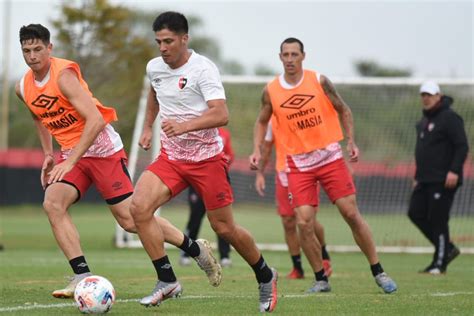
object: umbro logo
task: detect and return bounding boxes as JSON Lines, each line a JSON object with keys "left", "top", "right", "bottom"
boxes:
{"left": 280, "top": 94, "right": 314, "bottom": 110}
{"left": 31, "top": 94, "right": 59, "bottom": 110}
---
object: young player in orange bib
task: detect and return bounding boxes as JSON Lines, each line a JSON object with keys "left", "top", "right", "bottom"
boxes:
{"left": 250, "top": 37, "right": 397, "bottom": 294}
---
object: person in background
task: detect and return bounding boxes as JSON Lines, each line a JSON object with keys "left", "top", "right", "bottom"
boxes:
{"left": 255, "top": 122, "right": 332, "bottom": 279}
{"left": 408, "top": 81, "right": 468, "bottom": 274}
{"left": 250, "top": 37, "right": 397, "bottom": 294}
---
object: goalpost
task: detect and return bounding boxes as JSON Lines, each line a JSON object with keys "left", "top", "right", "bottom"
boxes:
{"left": 115, "top": 76, "right": 474, "bottom": 254}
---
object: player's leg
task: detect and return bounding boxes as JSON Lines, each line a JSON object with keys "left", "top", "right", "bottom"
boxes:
{"left": 322, "top": 159, "right": 396, "bottom": 293}
{"left": 313, "top": 218, "right": 332, "bottom": 277}
{"left": 281, "top": 215, "right": 304, "bottom": 278}
{"left": 44, "top": 183, "right": 91, "bottom": 298}
{"left": 206, "top": 205, "right": 278, "bottom": 312}
{"left": 426, "top": 184, "right": 458, "bottom": 274}
{"left": 275, "top": 175, "right": 304, "bottom": 278}
{"left": 191, "top": 156, "right": 277, "bottom": 312}
{"left": 180, "top": 187, "right": 206, "bottom": 265}
{"left": 408, "top": 183, "right": 434, "bottom": 245}
{"left": 130, "top": 170, "right": 182, "bottom": 306}
{"left": 44, "top": 161, "right": 94, "bottom": 298}
{"left": 287, "top": 170, "right": 330, "bottom": 293}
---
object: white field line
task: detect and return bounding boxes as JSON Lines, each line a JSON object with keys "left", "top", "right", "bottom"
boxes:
{"left": 1, "top": 292, "right": 473, "bottom": 313}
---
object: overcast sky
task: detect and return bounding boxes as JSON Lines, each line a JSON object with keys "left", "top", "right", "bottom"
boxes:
{"left": 1, "top": 0, "right": 473, "bottom": 79}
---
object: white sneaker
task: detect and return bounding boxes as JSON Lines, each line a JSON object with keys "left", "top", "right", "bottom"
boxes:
{"left": 259, "top": 268, "right": 278, "bottom": 312}
{"left": 52, "top": 272, "right": 92, "bottom": 298}
{"left": 194, "top": 239, "right": 222, "bottom": 287}
{"left": 139, "top": 280, "right": 182, "bottom": 307}
{"left": 220, "top": 258, "right": 232, "bottom": 268}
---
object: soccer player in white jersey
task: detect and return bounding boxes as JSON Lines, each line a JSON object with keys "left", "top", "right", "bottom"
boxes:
{"left": 129, "top": 12, "right": 278, "bottom": 312}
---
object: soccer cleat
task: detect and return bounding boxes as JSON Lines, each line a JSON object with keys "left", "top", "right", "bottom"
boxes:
{"left": 220, "top": 257, "right": 232, "bottom": 268}
{"left": 286, "top": 268, "right": 304, "bottom": 279}
{"left": 446, "top": 245, "right": 460, "bottom": 266}
{"left": 307, "top": 280, "right": 331, "bottom": 293}
{"left": 259, "top": 268, "right": 278, "bottom": 313}
{"left": 194, "top": 239, "right": 222, "bottom": 287}
{"left": 322, "top": 259, "right": 333, "bottom": 277}
{"left": 52, "top": 272, "right": 92, "bottom": 298}
{"left": 179, "top": 255, "right": 192, "bottom": 266}
{"left": 419, "top": 264, "right": 446, "bottom": 275}
{"left": 375, "top": 272, "right": 397, "bottom": 293}
{"left": 139, "top": 280, "right": 182, "bottom": 307}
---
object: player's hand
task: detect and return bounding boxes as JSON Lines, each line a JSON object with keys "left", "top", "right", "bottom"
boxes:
{"left": 347, "top": 141, "right": 359, "bottom": 162}
{"left": 249, "top": 152, "right": 261, "bottom": 170}
{"left": 162, "top": 119, "right": 188, "bottom": 137}
{"left": 255, "top": 172, "right": 266, "bottom": 196}
{"left": 47, "top": 159, "right": 75, "bottom": 185}
{"left": 445, "top": 171, "right": 459, "bottom": 189}
{"left": 139, "top": 127, "right": 153, "bottom": 151}
{"left": 41, "top": 155, "right": 55, "bottom": 189}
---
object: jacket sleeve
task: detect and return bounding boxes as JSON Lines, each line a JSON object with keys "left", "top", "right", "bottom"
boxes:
{"left": 446, "top": 112, "right": 469, "bottom": 175}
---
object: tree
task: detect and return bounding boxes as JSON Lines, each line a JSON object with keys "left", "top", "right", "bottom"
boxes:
{"left": 52, "top": 0, "right": 156, "bottom": 149}
{"left": 354, "top": 59, "right": 412, "bottom": 77}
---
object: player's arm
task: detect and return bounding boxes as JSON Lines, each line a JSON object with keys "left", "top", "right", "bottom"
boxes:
{"left": 250, "top": 86, "right": 273, "bottom": 170}
{"left": 139, "top": 85, "right": 160, "bottom": 150}
{"left": 162, "top": 99, "right": 228, "bottom": 138}
{"left": 47, "top": 68, "right": 106, "bottom": 184}
{"left": 15, "top": 81, "right": 55, "bottom": 188}
{"left": 320, "top": 75, "right": 359, "bottom": 162}
{"left": 255, "top": 140, "right": 273, "bottom": 196}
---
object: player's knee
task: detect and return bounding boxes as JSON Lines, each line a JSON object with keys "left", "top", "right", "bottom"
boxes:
{"left": 42, "top": 198, "right": 65, "bottom": 215}
{"left": 118, "top": 218, "right": 136, "bottom": 233}
{"left": 129, "top": 197, "right": 148, "bottom": 222}
{"left": 296, "top": 220, "right": 313, "bottom": 237}
{"left": 211, "top": 222, "right": 234, "bottom": 241}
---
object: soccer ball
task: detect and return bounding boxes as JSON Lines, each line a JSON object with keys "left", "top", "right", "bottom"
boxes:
{"left": 74, "top": 275, "right": 115, "bottom": 314}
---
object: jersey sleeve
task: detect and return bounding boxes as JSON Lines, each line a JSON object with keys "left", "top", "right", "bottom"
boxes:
{"left": 198, "top": 61, "right": 226, "bottom": 102}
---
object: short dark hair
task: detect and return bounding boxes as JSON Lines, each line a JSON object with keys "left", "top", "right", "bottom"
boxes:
{"left": 280, "top": 37, "right": 304, "bottom": 53}
{"left": 152, "top": 11, "right": 188, "bottom": 34}
{"left": 19, "top": 24, "right": 50, "bottom": 45}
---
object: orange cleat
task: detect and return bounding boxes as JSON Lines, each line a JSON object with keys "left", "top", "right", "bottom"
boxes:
{"left": 322, "top": 259, "right": 333, "bottom": 277}
{"left": 286, "top": 268, "right": 304, "bottom": 279}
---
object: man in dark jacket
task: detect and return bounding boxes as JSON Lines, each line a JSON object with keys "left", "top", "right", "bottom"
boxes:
{"left": 408, "top": 81, "right": 469, "bottom": 274}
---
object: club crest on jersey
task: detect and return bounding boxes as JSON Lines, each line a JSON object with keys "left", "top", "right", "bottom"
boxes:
{"left": 428, "top": 123, "right": 435, "bottom": 132}
{"left": 178, "top": 77, "right": 188, "bottom": 89}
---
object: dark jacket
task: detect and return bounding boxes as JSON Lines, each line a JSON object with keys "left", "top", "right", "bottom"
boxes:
{"left": 415, "top": 95, "right": 469, "bottom": 184}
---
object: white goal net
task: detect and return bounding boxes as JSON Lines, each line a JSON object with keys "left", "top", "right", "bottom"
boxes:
{"left": 116, "top": 76, "right": 474, "bottom": 254}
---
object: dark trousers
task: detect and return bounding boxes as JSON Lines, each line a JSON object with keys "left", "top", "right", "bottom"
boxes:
{"left": 183, "top": 186, "right": 231, "bottom": 260}
{"left": 408, "top": 182, "right": 457, "bottom": 267}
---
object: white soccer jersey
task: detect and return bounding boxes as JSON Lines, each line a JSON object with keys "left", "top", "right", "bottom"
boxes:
{"left": 147, "top": 50, "right": 226, "bottom": 162}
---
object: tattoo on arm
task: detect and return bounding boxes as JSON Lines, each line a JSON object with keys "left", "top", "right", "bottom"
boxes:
{"left": 321, "top": 75, "right": 354, "bottom": 141}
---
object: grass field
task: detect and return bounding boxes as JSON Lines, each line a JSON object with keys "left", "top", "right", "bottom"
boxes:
{"left": 1, "top": 204, "right": 473, "bottom": 315}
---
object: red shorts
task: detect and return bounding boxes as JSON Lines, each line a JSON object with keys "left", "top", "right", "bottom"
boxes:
{"left": 275, "top": 174, "right": 294, "bottom": 217}
{"left": 147, "top": 152, "right": 233, "bottom": 210}
{"left": 287, "top": 158, "right": 355, "bottom": 208}
{"left": 59, "top": 149, "right": 133, "bottom": 204}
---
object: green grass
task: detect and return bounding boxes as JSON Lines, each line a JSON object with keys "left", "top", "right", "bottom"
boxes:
{"left": 1, "top": 204, "right": 474, "bottom": 315}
